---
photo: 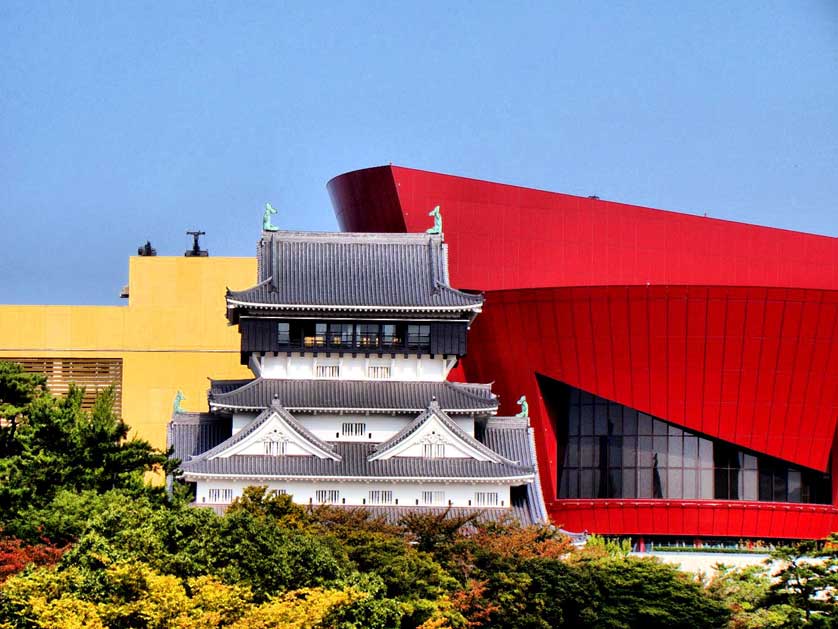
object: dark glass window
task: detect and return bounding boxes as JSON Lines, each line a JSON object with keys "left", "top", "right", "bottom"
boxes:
{"left": 406, "top": 324, "right": 431, "bottom": 349}
{"left": 381, "top": 324, "right": 401, "bottom": 348}
{"left": 328, "top": 323, "right": 354, "bottom": 347}
{"left": 304, "top": 323, "right": 327, "bottom": 348}
{"left": 277, "top": 322, "right": 290, "bottom": 345}
{"left": 557, "top": 384, "right": 830, "bottom": 505}
{"left": 356, "top": 324, "right": 380, "bottom": 348}
{"left": 714, "top": 443, "right": 742, "bottom": 500}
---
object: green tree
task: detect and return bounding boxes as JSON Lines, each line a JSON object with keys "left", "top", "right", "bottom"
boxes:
{"left": 768, "top": 539, "right": 838, "bottom": 627}
{"left": 0, "top": 362, "right": 174, "bottom": 526}
{"left": 0, "top": 361, "right": 46, "bottom": 456}
{"left": 705, "top": 563, "right": 799, "bottom": 629}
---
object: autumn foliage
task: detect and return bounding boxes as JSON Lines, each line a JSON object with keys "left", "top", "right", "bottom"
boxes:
{"left": 0, "top": 535, "right": 66, "bottom": 585}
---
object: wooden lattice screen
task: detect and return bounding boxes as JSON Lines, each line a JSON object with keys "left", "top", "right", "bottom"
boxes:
{"left": 13, "top": 357, "right": 123, "bottom": 416}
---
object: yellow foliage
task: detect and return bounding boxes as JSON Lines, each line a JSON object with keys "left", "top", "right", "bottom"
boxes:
{"left": 172, "top": 576, "right": 253, "bottom": 629}
{"left": 29, "top": 596, "right": 106, "bottom": 629}
{"left": 229, "top": 587, "right": 366, "bottom": 629}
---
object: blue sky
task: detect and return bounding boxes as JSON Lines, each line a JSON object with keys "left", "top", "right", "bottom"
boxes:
{"left": 1, "top": 1, "right": 836, "bottom": 304}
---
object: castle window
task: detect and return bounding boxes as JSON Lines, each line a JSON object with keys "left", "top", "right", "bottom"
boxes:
{"left": 356, "top": 324, "right": 380, "bottom": 348}
{"left": 407, "top": 325, "right": 431, "bottom": 350}
{"left": 315, "top": 362, "right": 340, "bottom": 378}
{"left": 208, "top": 488, "right": 233, "bottom": 503}
{"left": 367, "top": 365, "right": 391, "bottom": 379}
{"left": 475, "top": 491, "right": 499, "bottom": 507}
{"left": 277, "top": 322, "right": 291, "bottom": 345}
{"left": 315, "top": 489, "right": 340, "bottom": 504}
{"left": 263, "top": 439, "right": 287, "bottom": 455}
{"left": 381, "top": 324, "right": 401, "bottom": 348}
{"left": 368, "top": 490, "right": 393, "bottom": 505}
{"left": 423, "top": 442, "right": 445, "bottom": 458}
{"left": 329, "top": 323, "right": 354, "bottom": 347}
{"left": 342, "top": 422, "right": 366, "bottom": 437}
{"left": 305, "top": 323, "right": 327, "bottom": 348}
{"left": 421, "top": 490, "right": 445, "bottom": 505}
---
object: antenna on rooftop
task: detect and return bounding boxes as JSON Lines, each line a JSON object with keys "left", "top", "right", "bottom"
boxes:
{"left": 185, "top": 231, "right": 208, "bottom": 257}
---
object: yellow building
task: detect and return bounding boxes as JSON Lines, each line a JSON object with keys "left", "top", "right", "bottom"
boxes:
{"left": 0, "top": 255, "right": 256, "bottom": 450}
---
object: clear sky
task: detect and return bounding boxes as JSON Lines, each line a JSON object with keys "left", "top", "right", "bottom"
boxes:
{"left": 1, "top": 1, "right": 836, "bottom": 305}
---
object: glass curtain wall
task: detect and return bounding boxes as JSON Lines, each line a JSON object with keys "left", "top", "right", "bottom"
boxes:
{"left": 557, "top": 386, "right": 830, "bottom": 504}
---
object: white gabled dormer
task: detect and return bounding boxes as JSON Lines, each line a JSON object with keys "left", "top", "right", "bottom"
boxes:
{"left": 369, "top": 400, "right": 516, "bottom": 464}
{"left": 196, "top": 400, "right": 341, "bottom": 462}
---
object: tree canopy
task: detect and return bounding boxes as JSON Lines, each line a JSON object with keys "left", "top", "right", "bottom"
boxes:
{"left": 0, "top": 360, "right": 836, "bottom": 627}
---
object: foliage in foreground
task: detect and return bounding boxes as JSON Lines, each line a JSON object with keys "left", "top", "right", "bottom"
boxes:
{"left": 0, "top": 360, "right": 835, "bottom": 627}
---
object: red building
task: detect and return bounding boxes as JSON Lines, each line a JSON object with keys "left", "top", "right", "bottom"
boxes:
{"left": 328, "top": 165, "right": 838, "bottom": 541}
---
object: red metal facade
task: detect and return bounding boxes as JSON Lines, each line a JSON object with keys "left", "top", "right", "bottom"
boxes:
{"left": 328, "top": 165, "right": 838, "bottom": 539}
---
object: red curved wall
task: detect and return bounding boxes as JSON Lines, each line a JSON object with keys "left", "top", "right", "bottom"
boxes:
{"left": 329, "top": 165, "right": 838, "bottom": 539}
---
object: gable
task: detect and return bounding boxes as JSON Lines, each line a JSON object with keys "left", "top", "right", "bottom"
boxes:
{"left": 204, "top": 405, "right": 340, "bottom": 461}
{"left": 370, "top": 406, "right": 512, "bottom": 463}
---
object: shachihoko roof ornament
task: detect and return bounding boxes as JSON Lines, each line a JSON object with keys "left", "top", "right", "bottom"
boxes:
{"left": 263, "top": 202, "right": 279, "bottom": 232}
{"left": 426, "top": 205, "right": 442, "bottom": 235}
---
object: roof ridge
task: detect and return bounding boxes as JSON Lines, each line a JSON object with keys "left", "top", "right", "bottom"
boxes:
{"left": 443, "top": 381, "right": 498, "bottom": 403}
{"left": 227, "top": 276, "right": 273, "bottom": 298}
{"left": 211, "top": 377, "right": 262, "bottom": 400}
{"left": 261, "top": 230, "right": 442, "bottom": 243}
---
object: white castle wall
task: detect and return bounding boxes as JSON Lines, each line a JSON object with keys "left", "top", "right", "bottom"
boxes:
{"left": 195, "top": 479, "right": 513, "bottom": 509}
{"left": 230, "top": 412, "right": 475, "bottom": 440}
{"left": 258, "top": 354, "right": 455, "bottom": 382}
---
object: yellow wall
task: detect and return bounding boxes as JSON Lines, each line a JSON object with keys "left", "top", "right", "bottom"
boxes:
{"left": 0, "top": 256, "right": 256, "bottom": 449}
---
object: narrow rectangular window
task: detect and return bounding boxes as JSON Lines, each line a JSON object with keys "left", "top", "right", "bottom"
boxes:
{"left": 421, "top": 490, "right": 445, "bottom": 505}
{"left": 341, "top": 422, "right": 366, "bottom": 437}
{"left": 367, "top": 365, "right": 391, "bottom": 379}
{"left": 264, "top": 440, "right": 287, "bottom": 455}
{"left": 368, "top": 490, "right": 393, "bottom": 505}
{"left": 423, "top": 443, "right": 445, "bottom": 458}
{"left": 277, "top": 322, "right": 291, "bottom": 345}
{"left": 315, "top": 489, "right": 340, "bottom": 504}
{"left": 315, "top": 363, "right": 340, "bottom": 378}
{"left": 474, "top": 492, "right": 499, "bottom": 507}
{"left": 208, "top": 488, "right": 234, "bottom": 503}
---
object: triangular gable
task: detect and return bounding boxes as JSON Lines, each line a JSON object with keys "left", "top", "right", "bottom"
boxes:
{"left": 369, "top": 400, "right": 516, "bottom": 464}
{"left": 194, "top": 401, "right": 340, "bottom": 462}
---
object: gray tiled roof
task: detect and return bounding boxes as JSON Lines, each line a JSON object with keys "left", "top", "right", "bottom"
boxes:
{"left": 484, "top": 417, "right": 550, "bottom": 525}
{"left": 227, "top": 231, "right": 483, "bottom": 311}
{"left": 180, "top": 441, "right": 533, "bottom": 481}
{"left": 167, "top": 413, "right": 230, "bottom": 464}
{"left": 371, "top": 401, "right": 515, "bottom": 465}
{"left": 208, "top": 378, "right": 498, "bottom": 414}
{"left": 195, "top": 402, "right": 340, "bottom": 462}
{"left": 193, "top": 502, "right": 540, "bottom": 527}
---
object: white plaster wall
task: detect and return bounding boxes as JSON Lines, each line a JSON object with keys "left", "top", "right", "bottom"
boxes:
{"left": 195, "top": 479, "right": 513, "bottom": 508}
{"left": 302, "top": 413, "right": 408, "bottom": 442}
{"left": 232, "top": 413, "right": 256, "bottom": 435}
{"left": 259, "top": 354, "right": 453, "bottom": 381}
{"left": 225, "top": 412, "right": 475, "bottom": 443}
